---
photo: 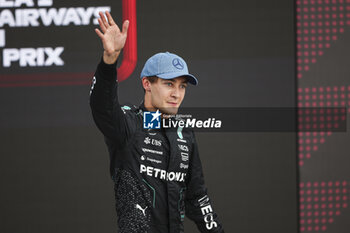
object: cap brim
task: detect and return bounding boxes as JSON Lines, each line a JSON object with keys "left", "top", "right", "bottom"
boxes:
{"left": 157, "top": 72, "right": 198, "bottom": 85}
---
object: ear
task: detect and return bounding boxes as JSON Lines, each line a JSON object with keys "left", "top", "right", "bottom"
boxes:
{"left": 142, "top": 77, "right": 151, "bottom": 92}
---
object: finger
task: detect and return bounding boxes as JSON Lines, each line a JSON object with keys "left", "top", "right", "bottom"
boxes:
{"left": 95, "top": 28, "right": 104, "bottom": 40}
{"left": 122, "top": 20, "right": 129, "bottom": 35}
{"left": 98, "top": 18, "right": 107, "bottom": 33}
{"left": 105, "top": 11, "right": 116, "bottom": 26}
{"left": 99, "top": 11, "right": 109, "bottom": 28}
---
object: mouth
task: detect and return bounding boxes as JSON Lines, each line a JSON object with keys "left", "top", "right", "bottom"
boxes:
{"left": 167, "top": 102, "right": 178, "bottom": 107}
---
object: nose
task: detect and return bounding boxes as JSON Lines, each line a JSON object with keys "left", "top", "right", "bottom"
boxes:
{"left": 171, "top": 87, "right": 180, "bottom": 99}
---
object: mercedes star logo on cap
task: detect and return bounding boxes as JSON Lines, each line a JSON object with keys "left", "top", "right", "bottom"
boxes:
{"left": 172, "top": 58, "right": 184, "bottom": 70}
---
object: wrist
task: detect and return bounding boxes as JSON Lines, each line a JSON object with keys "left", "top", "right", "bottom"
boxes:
{"left": 103, "top": 50, "right": 120, "bottom": 64}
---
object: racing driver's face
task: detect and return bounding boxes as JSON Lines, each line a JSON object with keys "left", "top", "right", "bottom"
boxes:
{"left": 144, "top": 76, "right": 187, "bottom": 115}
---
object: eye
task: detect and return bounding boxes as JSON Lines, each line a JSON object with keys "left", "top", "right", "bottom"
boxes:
{"left": 166, "top": 82, "right": 173, "bottom": 86}
{"left": 180, "top": 84, "right": 187, "bottom": 89}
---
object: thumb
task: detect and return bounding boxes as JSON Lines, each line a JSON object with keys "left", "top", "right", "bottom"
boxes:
{"left": 122, "top": 20, "right": 130, "bottom": 35}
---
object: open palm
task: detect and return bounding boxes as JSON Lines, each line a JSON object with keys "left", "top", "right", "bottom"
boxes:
{"left": 95, "top": 11, "right": 129, "bottom": 57}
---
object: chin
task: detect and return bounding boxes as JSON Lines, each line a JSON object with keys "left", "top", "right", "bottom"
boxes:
{"left": 161, "top": 107, "right": 178, "bottom": 115}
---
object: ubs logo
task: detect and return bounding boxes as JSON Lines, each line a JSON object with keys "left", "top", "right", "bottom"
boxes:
{"left": 144, "top": 137, "right": 162, "bottom": 146}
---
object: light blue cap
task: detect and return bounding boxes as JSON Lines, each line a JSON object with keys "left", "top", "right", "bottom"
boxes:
{"left": 140, "top": 52, "right": 198, "bottom": 85}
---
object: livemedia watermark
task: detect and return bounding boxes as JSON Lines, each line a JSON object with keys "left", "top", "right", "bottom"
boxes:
{"left": 142, "top": 107, "right": 347, "bottom": 132}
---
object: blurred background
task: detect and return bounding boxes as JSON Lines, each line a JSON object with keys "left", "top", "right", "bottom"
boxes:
{"left": 0, "top": 0, "right": 300, "bottom": 232}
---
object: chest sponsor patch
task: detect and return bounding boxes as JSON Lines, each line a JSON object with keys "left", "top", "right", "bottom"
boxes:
{"left": 146, "top": 157, "right": 162, "bottom": 164}
{"left": 144, "top": 137, "right": 162, "bottom": 146}
{"left": 142, "top": 147, "right": 163, "bottom": 155}
{"left": 140, "top": 155, "right": 162, "bottom": 164}
{"left": 140, "top": 164, "right": 186, "bottom": 182}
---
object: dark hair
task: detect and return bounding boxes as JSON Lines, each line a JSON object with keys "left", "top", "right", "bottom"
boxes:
{"left": 146, "top": 76, "right": 158, "bottom": 83}
{"left": 142, "top": 76, "right": 158, "bottom": 92}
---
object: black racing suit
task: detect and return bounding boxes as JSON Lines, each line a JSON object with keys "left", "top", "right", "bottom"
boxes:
{"left": 89, "top": 59, "right": 224, "bottom": 233}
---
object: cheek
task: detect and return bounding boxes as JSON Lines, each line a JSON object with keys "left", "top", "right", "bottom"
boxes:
{"left": 153, "top": 86, "right": 168, "bottom": 102}
{"left": 180, "top": 89, "right": 186, "bottom": 99}
{"left": 160, "top": 88, "right": 171, "bottom": 99}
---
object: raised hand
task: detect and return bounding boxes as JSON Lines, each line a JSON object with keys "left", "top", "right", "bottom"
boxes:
{"left": 95, "top": 11, "right": 129, "bottom": 64}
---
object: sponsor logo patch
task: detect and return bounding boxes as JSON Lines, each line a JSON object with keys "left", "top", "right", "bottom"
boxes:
{"left": 142, "top": 147, "right": 163, "bottom": 155}
{"left": 180, "top": 163, "right": 188, "bottom": 169}
{"left": 146, "top": 157, "right": 162, "bottom": 164}
{"left": 144, "top": 137, "right": 151, "bottom": 144}
{"left": 178, "top": 144, "right": 189, "bottom": 152}
{"left": 177, "top": 138, "right": 187, "bottom": 143}
{"left": 140, "top": 164, "right": 186, "bottom": 182}
{"left": 144, "top": 137, "right": 162, "bottom": 146}
{"left": 181, "top": 152, "right": 189, "bottom": 162}
{"left": 198, "top": 195, "right": 218, "bottom": 230}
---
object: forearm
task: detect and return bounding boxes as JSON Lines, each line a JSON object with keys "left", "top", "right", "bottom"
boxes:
{"left": 186, "top": 194, "right": 224, "bottom": 233}
{"left": 89, "top": 58, "right": 126, "bottom": 143}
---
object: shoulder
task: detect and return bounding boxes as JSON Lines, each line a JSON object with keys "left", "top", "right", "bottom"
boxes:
{"left": 119, "top": 103, "right": 144, "bottom": 132}
{"left": 120, "top": 103, "right": 142, "bottom": 116}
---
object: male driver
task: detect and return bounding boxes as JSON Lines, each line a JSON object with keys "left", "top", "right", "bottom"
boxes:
{"left": 90, "top": 12, "right": 224, "bottom": 233}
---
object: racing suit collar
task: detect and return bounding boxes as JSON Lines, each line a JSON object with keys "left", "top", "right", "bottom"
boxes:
{"left": 139, "top": 101, "right": 147, "bottom": 112}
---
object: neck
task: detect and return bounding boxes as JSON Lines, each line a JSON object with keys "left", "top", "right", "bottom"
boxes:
{"left": 143, "top": 93, "right": 155, "bottom": 112}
